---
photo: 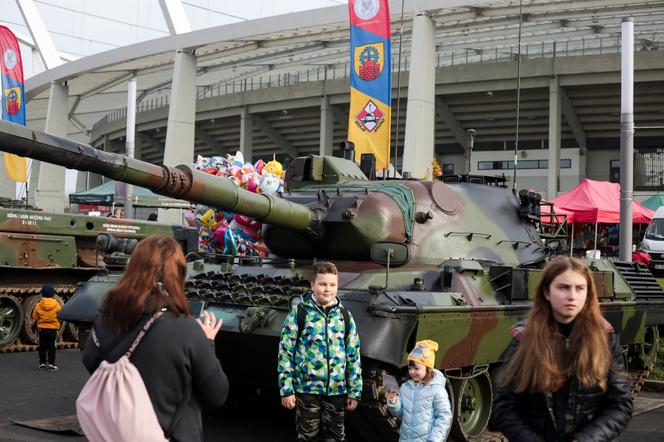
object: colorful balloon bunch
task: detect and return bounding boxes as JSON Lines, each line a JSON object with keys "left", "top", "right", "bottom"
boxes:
{"left": 186, "top": 151, "right": 285, "bottom": 255}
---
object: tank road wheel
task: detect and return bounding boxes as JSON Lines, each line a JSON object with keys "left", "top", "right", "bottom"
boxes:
{"left": 63, "top": 322, "right": 79, "bottom": 342}
{"left": 348, "top": 362, "right": 400, "bottom": 442}
{"left": 0, "top": 294, "right": 23, "bottom": 347}
{"left": 450, "top": 371, "right": 493, "bottom": 441}
{"left": 641, "top": 326, "right": 660, "bottom": 369}
{"left": 636, "top": 326, "right": 659, "bottom": 393}
{"left": 21, "top": 295, "right": 65, "bottom": 345}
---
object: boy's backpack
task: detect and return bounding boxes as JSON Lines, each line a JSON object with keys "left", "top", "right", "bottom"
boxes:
{"left": 76, "top": 312, "right": 188, "bottom": 442}
{"left": 296, "top": 299, "right": 351, "bottom": 341}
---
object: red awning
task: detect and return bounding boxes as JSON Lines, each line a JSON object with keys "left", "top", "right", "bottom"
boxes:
{"left": 549, "top": 179, "right": 653, "bottom": 224}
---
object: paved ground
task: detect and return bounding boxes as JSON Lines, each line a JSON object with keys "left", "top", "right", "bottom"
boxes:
{"left": 1, "top": 349, "right": 663, "bottom": 441}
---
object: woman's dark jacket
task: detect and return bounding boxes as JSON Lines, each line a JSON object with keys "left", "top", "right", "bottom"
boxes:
{"left": 82, "top": 311, "right": 229, "bottom": 442}
{"left": 492, "top": 329, "right": 633, "bottom": 442}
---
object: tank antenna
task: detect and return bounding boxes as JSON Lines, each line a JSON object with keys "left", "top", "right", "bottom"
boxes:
{"left": 511, "top": 0, "right": 524, "bottom": 195}
{"left": 391, "top": 0, "right": 406, "bottom": 178}
{"left": 23, "top": 159, "right": 32, "bottom": 208}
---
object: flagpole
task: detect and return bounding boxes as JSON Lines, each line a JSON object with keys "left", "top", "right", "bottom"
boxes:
{"left": 392, "top": 0, "right": 406, "bottom": 178}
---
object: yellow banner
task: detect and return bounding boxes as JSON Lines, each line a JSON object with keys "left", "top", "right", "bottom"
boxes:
{"left": 4, "top": 153, "right": 27, "bottom": 182}
{"left": 347, "top": 88, "right": 391, "bottom": 171}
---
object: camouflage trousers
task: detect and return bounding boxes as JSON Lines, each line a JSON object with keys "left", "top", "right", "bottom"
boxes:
{"left": 295, "top": 393, "right": 347, "bottom": 441}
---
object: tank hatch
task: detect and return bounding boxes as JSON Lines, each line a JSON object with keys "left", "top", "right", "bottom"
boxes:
{"left": 286, "top": 155, "right": 368, "bottom": 189}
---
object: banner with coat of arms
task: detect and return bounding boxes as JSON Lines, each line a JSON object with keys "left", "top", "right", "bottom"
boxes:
{"left": 347, "top": 0, "right": 391, "bottom": 171}
{"left": 0, "top": 25, "right": 27, "bottom": 182}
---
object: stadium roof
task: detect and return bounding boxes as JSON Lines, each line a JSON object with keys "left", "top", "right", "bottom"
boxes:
{"left": 24, "top": 0, "right": 664, "bottom": 142}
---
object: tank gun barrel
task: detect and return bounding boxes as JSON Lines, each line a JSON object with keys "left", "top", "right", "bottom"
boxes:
{"left": 0, "top": 120, "right": 315, "bottom": 231}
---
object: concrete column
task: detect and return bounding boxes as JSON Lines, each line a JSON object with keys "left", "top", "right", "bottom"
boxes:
{"left": 160, "top": 49, "right": 197, "bottom": 224}
{"left": 319, "top": 96, "right": 334, "bottom": 156}
{"left": 240, "top": 106, "right": 253, "bottom": 162}
{"left": 402, "top": 13, "right": 435, "bottom": 179}
{"left": 34, "top": 82, "right": 68, "bottom": 212}
{"left": 547, "top": 77, "right": 561, "bottom": 200}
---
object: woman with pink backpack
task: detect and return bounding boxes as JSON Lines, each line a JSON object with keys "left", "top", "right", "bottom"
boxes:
{"left": 80, "top": 235, "right": 228, "bottom": 441}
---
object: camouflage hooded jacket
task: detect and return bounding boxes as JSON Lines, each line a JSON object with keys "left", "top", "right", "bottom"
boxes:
{"left": 277, "top": 293, "right": 362, "bottom": 399}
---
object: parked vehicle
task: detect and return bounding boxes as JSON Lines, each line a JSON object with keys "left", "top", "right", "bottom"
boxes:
{"left": 0, "top": 196, "right": 196, "bottom": 350}
{"left": 641, "top": 206, "right": 664, "bottom": 275}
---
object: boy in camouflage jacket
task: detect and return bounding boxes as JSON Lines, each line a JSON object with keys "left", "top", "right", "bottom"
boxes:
{"left": 278, "top": 261, "right": 362, "bottom": 441}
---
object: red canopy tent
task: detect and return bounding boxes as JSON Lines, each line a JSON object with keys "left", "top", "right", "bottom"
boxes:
{"left": 545, "top": 179, "right": 654, "bottom": 253}
{"left": 550, "top": 179, "right": 653, "bottom": 224}
{"left": 540, "top": 203, "right": 575, "bottom": 224}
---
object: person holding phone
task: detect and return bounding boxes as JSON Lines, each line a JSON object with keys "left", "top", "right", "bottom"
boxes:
{"left": 386, "top": 340, "right": 452, "bottom": 441}
{"left": 82, "top": 235, "right": 228, "bottom": 442}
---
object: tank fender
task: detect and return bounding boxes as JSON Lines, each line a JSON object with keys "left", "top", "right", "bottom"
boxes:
{"left": 340, "top": 292, "right": 417, "bottom": 367}
{"left": 58, "top": 274, "right": 120, "bottom": 323}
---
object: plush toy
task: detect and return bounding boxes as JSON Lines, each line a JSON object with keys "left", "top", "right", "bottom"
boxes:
{"left": 259, "top": 170, "right": 281, "bottom": 194}
{"left": 233, "top": 215, "right": 261, "bottom": 241}
{"left": 223, "top": 227, "right": 238, "bottom": 255}
{"left": 184, "top": 210, "right": 197, "bottom": 227}
{"left": 254, "top": 159, "right": 265, "bottom": 175}
{"left": 264, "top": 160, "right": 284, "bottom": 178}
{"left": 192, "top": 151, "right": 277, "bottom": 256}
{"left": 199, "top": 208, "right": 223, "bottom": 230}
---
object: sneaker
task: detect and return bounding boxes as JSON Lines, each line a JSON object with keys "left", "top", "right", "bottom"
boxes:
{"left": 47, "top": 364, "right": 58, "bottom": 371}
{"left": 38, "top": 363, "right": 48, "bottom": 370}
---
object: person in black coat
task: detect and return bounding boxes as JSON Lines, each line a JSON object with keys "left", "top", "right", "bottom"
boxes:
{"left": 82, "top": 235, "right": 228, "bottom": 442}
{"left": 492, "top": 257, "right": 632, "bottom": 442}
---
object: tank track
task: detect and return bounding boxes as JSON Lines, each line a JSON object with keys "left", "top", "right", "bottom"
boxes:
{"left": 627, "top": 326, "right": 660, "bottom": 395}
{"left": 0, "top": 342, "right": 79, "bottom": 353}
{"left": 348, "top": 360, "right": 400, "bottom": 442}
{"left": 0, "top": 284, "right": 78, "bottom": 352}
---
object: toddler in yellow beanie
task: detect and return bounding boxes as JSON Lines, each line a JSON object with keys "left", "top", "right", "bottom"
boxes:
{"left": 387, "top": 340, "right": 452, "bottom": 441}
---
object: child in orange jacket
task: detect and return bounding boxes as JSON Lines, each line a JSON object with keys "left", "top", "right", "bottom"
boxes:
{"left": 32, "top": 284, "right": 61, "bottom": 370}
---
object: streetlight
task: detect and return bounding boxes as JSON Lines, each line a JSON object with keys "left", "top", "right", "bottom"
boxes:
{"left": 466, "top": 129, "right": 476, "bottom": 174}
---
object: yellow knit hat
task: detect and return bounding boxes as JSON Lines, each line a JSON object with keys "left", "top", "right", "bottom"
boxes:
{"left": 408, "top": 340, "right": 439, "bottom": 369}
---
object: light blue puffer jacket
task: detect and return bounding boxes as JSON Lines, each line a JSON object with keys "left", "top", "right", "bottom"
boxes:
{"left": 387, "top": 369, "right": 452, "bottom": 442}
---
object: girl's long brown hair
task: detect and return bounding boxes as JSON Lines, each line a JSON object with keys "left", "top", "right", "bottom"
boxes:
{"left": 500, "top": 257, "right": 611, "bottom": 394}
{"left": 101, "top": 235, "right": 191, "bottom": 332}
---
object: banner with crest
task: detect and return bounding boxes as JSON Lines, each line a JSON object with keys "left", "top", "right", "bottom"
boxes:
{"left": 0, "top": 25, "right": 27, "bottom": 182}
{"left": 347, "top": 0, "right": 391, "bottom": 171}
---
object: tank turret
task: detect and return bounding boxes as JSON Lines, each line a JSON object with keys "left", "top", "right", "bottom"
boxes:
{"left": 0, "top": 120, "right": 545, "bottom": 266}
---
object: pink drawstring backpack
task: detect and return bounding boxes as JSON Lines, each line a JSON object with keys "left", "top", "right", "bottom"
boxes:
{"left": 76, "top": 312, "right": 187, "bottom": 442}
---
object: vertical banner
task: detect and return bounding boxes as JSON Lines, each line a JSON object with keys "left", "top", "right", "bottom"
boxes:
{"left": 348, "top": 0, "right": 391, "bottom": 171}
{"left": 0, "top": 25, "right": 27, "bottom": 182}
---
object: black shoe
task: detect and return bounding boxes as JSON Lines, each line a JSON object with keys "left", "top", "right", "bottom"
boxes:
{"left": 47, "top": 364, "right": 58, "bottom": 371}
{"left": 38, "top": 363, "right": 48, "bottom": 370}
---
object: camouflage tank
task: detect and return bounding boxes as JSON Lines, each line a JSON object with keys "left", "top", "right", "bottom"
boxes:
{"left": 0, "top": 119, "right": 662, "bottom": 441}
{"left": 0, "top": 194, "right": 197, "bottom": 351}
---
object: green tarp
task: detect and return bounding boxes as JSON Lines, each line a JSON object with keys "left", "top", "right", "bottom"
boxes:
{"left": 641, "top": 193, "right": 664, "bottom": 211}
{"left": 69, "top": 181, "right": 190, "bottom": 208}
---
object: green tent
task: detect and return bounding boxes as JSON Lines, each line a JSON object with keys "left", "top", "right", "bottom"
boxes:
{"left": 69, "top": 181, "right": 190, "bottom": 208}
{"left": 641, "top": 193, "right": 664, "bottom": 211}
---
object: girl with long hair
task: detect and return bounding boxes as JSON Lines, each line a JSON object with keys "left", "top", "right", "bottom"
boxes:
{"left": 82, "top": 235, "right": 228, "bottom": 442}
{"left": 492, "top": 257, "right": 632, "bottom": 442}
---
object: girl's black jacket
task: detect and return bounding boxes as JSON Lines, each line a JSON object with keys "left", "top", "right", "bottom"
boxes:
{"left": 491, "top": 332, "right": 633, "bottom": 442}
